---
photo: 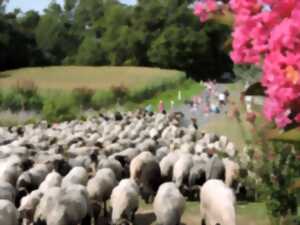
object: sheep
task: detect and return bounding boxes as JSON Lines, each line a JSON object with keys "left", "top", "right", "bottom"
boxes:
{"left": 172, "top": 154, "right": 193, "bottom": 193}
{"left": 225, "top": 142, "right": 236, "bottom": 158}
{"left": 39, "top": 171, "right": 62, "bottom": 194}
{"left": 16, "top": 164, "right": 49, "bottom": 207}
{"left": 34, "top": 185, "right": 90, "bottom": 225}
{"left": 34, "top": 187, "right": 62, "bottom": 223}
{"left": 160, "top": 152, "right": 179, "bottom": 182}
{"left": 18, "top": 190, "right": 43, "bottom": 225}
{"left": 61, "top": 167, "right": 88, "bottom": 187}
{"left": 111, "top": 179, "right": 139, "bottom": 225}
{"left": 153, "top": 182, "right": 185, "bottom": 225}
{"left": 0, "top": 181, "right": 16, "bottom": 203}
{"left": 223, "top": 158, "right": 240, "bottom": 188}
{"left": 98, "top": 158, "right": 124, "bottom": 180}
{"left": 199, "top": 179, "right": 236, "bottom": 225}
{"left": 0, "top": 199, "right": 18, "bottom": 225}
{"left": 129, "top": 151, "right": 155, "bottom": 183}
{"left": 0, "top": 155, "right": 23, "bottom": 186}
{"left": 188, "top": 164, "right": 206, "bottom": 200}
{"left": 17, "top": 164, "right": 50, "bottom": 192}
{"left": 205, "top": 153, "right": 225, "bottom": 182}
{"left": 87, "top": 168, "right": 117, "bottom": 223}
{"left": 155, "top": 146, "right": 169, "bottom": 162}
{"left": 139, "top": 160, "right": 162, "bottom": 203}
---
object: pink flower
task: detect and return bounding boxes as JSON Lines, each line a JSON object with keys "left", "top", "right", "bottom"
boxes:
{"left": 275, "top": 110, "right": 292, "bottom": 128}
{"left": 194, "top": 0, "right": 300, "bottom": 128}
{"left": 206, "top": 0, "right": 218, "bottom": 12}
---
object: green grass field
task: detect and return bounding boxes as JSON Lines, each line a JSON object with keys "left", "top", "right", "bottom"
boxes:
{"left": 0, "top": 66, "right": 184, "bottom": 91}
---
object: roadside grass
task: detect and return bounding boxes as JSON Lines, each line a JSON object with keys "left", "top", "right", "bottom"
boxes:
{"left": 123, "top": 79, "right": 204, "bottom": 111}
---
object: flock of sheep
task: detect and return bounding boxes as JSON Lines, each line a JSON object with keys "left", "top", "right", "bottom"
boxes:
{"left": 0, "top": 110, "right": 246, "bottom": 225}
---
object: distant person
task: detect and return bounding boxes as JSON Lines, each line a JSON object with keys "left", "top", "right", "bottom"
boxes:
{"left": 159, "top": 100, "right": 165, "bottom": 113}
{"left": 170, "top": 100, "right": 175, "bottom": 109}
{"left": 145, "top": 104, "right": 153, "bottom": 113}
{"left": 218, "top": 92, "right": 226, "bottom": 105}
{"left": 178, "top": 90, "right": 182, "bottom": 101}
{"left": 245, "top": 95, "right": 253, "bottom": 113}
{"left": 224, "top": 90, "right": 230, "bottom": 100}
{"left": 210, "top": 102, "right": 220, "bottom": 113}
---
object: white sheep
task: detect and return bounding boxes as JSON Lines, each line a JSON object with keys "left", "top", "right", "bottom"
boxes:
{"left": 61, "top": 167, "right": 88, "bottom": 187}
{"left": 153, "top": 182, "right": 185, "bottom": 225}
{"left": 111, "top": 179, "right": 139, "bottom": 225}
{"left": 0, "top": 181, "right": 16, "bottom": 203}
{"left": 159, "top": 152, "right": 179, "bottom": 181}
{"left": 0, "top": 199, "right": 18, "bottom": 225}
{"left": 129, "top": 151, "right": 155, "bottom": 182}
{"left": 87, "top": 168, "right": 117, "bottom": 221}
{"left": 172, "top": 154, "right": 193, "bottom": 190}
{"left": 18, "top": 190, "right": 43, "bottom": 225}
{"left": 223, "top": 158, "right": 240, "bottom": 188}
{"left": 39, "top": 171, "right": 62, "bottom": 194}
{"left": 200, "top": 180, "right": 236, "bottom": 225}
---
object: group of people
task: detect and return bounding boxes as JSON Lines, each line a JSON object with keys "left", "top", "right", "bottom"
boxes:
{"left": 191, "top": 80, "right": 230, "bottom": 116}
{"left": 145, "top": 90, "right": 183, "bottom": 114}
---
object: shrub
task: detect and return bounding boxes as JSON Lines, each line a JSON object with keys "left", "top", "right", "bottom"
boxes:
{"left": 42, "top": 94, "right": 79, "bottom": 122}
{"left": 72, "top": 87, "right": 95, "bottom": 109}
{"left": 110, "top": 84, "right": 129, "bottom": 102}
{"left": 13, "top": 79, "right": 38, "bottom": 98}
{"left": 2, "top": 90, "right": 23, "bottom": 112}
{"left": 91, "top": 91, "right": 115, "bottom": 109}
{"left": 5, "top": 79, "right": 43, "bottom": 111}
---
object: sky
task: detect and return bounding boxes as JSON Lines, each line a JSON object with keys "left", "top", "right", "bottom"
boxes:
{"left": 6, "top": 0, "right": 136, "bottom": 13}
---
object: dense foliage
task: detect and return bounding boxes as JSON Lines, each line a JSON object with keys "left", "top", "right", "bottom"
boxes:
{"left": 0, "top": 0, "right": 232, "bottom": 80}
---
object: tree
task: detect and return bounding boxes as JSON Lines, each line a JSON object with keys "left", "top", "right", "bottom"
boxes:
{"left": 19, "top": 10, "right": 40, "bottom": 32}
{"left": 75, "top": 36, "right": 106, "bottom": 65}
{"left": 35, "top": 2, "right": 79, "bottom": 64}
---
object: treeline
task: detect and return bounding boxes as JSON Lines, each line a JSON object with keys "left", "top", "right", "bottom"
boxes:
{"left": 0, "top": 0, "right": 232, "bottom": 80}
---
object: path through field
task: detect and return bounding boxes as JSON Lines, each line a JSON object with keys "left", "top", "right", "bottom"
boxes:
{"left": 171, "top": 83, "right": 234, "bottom": 127}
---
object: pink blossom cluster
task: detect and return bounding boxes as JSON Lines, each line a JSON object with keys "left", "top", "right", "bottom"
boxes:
{"left": 194, "top": 0, "right": 219, "bottom": 22}
{"left": 194, "top": 0, "right": 300, "bottom": 128}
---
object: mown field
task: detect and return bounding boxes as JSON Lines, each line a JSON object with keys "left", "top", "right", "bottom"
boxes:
{"left": 0, "top": 66, "right": 184, "bottom": 91}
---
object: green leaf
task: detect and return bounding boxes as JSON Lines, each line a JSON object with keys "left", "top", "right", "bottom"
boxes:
{"left": 267, "top": 128, "right": 300, "bottom": 143}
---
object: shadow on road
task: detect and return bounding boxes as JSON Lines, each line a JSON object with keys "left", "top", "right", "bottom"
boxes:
{"left": 135, "top": 212, "right": 156, "bottom": 225}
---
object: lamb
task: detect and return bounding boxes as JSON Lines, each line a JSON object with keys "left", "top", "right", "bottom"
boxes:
{"left": 111, "top": 179, "right": 139, "bottom": 225}
{"left": 87, "top": 168, "right": 117, "bottom": 223}
{"left": 153, "top": 182, "right": 185, "bottom": 225}
{"left": 0, "top": 199, "right": 18, "bottom": 225}
{"left": 200, "top": 179, "right": 236, "bottom": 225}
{"left": 61, "top": 166, "right": 88, "bottom": 187}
